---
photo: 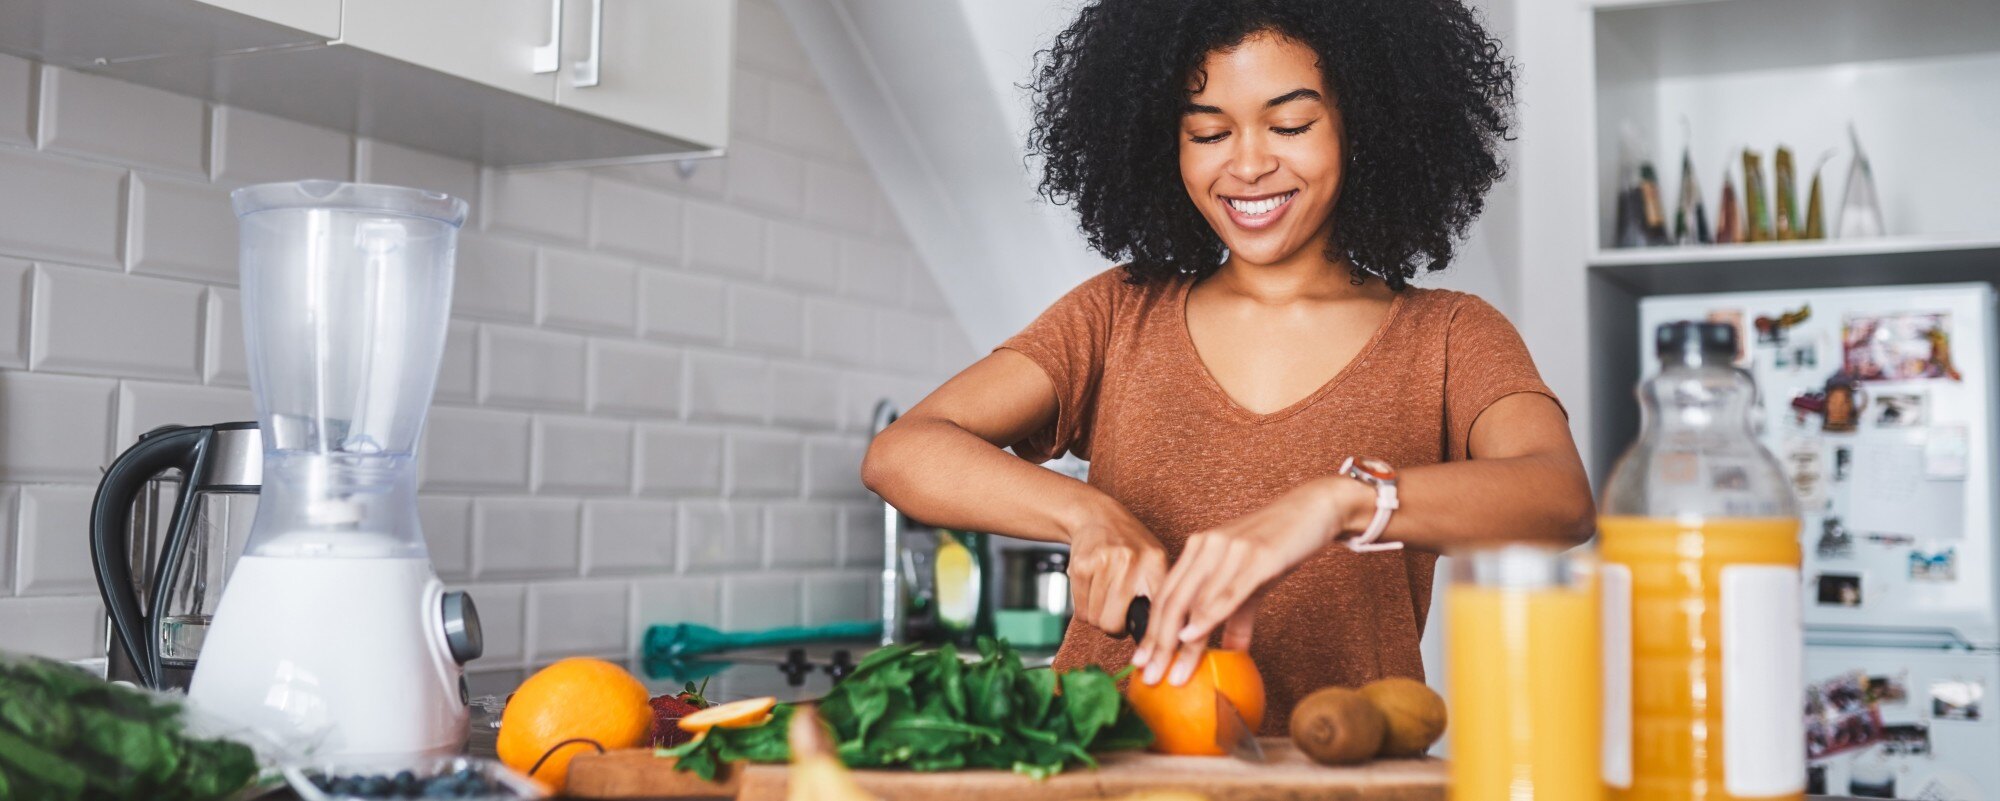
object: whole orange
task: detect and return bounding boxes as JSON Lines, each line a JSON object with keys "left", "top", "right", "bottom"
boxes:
{"left": 497, "top": 658, "right": 652, "bottom": 792}
{"left": 1124, "top": 650, "right": 1266, "bottom": 755}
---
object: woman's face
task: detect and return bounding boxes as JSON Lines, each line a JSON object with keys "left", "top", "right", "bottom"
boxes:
{"left": 1179, "top": 31, "right": 1345, "bottom": 269}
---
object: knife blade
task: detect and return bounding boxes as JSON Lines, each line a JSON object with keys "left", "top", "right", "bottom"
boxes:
{"left": 1214, "top": 690, "right": 1267, "bottom": 763}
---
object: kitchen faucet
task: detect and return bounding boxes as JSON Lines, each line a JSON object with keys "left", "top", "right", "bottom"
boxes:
{"left": 870, "top": 399, "right": 903, "bottom": 646}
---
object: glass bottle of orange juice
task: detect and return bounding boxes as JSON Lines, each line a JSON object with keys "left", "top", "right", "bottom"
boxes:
{"left": 1599, "top": 321, "right": 1804, "bottom": 801}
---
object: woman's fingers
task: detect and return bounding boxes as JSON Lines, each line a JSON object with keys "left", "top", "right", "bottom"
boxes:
{"left": 1127, "top": 547, "right": 1168, "bottom": 666}
{"left": 1220, "top": 593, "right": 1262, "bottom": 651}
{"left": 1143, "top": 534, "right": 1224, "bottom": 684}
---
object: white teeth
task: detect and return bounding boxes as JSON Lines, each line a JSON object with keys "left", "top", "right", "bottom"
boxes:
{"left": 1226, "top": 191, "right": 1294, "bottom": 216}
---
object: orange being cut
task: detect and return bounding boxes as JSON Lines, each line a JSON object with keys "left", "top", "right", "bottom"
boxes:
{"left": 496, "top": 658, "right": 652, "bottom": 792}
{"left": 1124, "top": 650, "right": 1267, "bottom": 756}
{"left": 677, "top": 696, "right": 779, "bottom": 733}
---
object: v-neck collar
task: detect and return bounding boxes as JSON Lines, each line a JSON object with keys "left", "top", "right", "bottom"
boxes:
{"left": 1173, "top": 278, "right": 1407, "bottom": 425}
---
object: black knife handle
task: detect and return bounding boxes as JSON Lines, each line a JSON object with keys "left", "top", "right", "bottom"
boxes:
{"left": 1123, "top": 596, "right": 1150, "bottom": 641}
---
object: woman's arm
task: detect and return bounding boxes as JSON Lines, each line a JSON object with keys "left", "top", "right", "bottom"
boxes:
{"left": 1133, "top": 392, "right": 1592, "bottom": 685}
{"left": 862, "top": 349, "right": 1168, "bottom": 636}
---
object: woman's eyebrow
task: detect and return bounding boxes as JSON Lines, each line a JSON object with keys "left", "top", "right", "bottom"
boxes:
{"left": 1181, "top": 88, "right": 1323, "bottom": 116}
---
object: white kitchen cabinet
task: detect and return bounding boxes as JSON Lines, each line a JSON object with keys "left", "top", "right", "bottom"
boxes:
{"left": 192, "top": 0, "right": 342, "bottom": 39}
{"left": 554, "top": 0, "right": 734, "bottom": 151}
{"left": 340, "top": 0, "right": 560, "bottom": 102}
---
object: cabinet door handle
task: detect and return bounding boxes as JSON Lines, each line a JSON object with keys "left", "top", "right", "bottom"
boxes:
{"left": 572, "top": 0, "right": 605, "bottom": 87}
{"left": 532, "top": 0, "right": 563, "bottom": 74}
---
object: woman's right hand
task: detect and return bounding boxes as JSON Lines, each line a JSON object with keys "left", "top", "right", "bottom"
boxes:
{"left": 1063, "top": 498, "right": 1168, "bottom": 639}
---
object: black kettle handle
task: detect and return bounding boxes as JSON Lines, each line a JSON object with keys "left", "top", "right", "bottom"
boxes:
{"left": 91, "top": 426, "right": 208, "bottom": 688}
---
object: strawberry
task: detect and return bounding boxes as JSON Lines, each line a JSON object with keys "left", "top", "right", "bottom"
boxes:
{"left": 648, "top": 693, "right": 702, "bottom": 748}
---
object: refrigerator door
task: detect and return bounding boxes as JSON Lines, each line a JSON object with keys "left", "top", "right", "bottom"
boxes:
{"left": 1638, "top": 284, "right": 2000, "bottom": 648}
{"left": 1804, "top": 644, "right": 1997, "bottom": 800}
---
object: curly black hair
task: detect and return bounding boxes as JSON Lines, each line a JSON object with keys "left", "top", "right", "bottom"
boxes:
{"left": 1026, "top": 0, "right": 1516, "bottom": 289}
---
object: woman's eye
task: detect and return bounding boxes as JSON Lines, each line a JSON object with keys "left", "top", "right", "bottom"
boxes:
{"left": 1273, "top": 122, "right": 1315, "bottom": 136}
{"left": 1188, "top": 131, "right": 1229, "bottom": 144}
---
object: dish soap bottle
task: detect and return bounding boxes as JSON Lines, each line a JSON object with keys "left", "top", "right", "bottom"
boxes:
{"left": 1599, "top": 321, "right": 1804, "bottom": 801}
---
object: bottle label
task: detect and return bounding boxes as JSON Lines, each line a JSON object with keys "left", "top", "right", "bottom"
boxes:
{"left": 1601, "top": 563, "right": 1633, "bottom": 789}
{"left": 1721, "top": 565, "right": 1806, "bottom": 796}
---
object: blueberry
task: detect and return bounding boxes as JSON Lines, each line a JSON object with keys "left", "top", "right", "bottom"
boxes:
{"left": 310, "top": 773, "right": 333, "bottom": 791}
{"left": 355, "top": 775, "right": 389, "bottom": 797}
{"left": 392, "top": 770, "right": 421, "bottom": 797}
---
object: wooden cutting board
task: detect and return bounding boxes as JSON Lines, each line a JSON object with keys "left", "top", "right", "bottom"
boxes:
{"left": 566, "top": 740, "right": 1444, "bottom": 800}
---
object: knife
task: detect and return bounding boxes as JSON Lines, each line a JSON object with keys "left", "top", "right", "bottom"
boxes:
{"left": 1122, "top": 596, "right": 1150, "bottom": 641}
{"left": 1214, "top": 690, "right": 1267, "bottom": 762}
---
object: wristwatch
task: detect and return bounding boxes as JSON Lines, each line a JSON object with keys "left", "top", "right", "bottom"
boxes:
{"left": 1338, "top": 456, "right": 1403, "bottom": 553}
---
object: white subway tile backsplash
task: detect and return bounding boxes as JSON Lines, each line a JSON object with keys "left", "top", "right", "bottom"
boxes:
{"left": 535, "top": 415, "right": 633, "bottom": 495}
{"left": 454, "top": 583, "right": 525, "bottom": 664}
{"left": 686, "top": 352, "right": 769, "bottom": 423}
{"left": 436, "top": 320, "right": 478, "bottom": 404}
{"left": 765, "top": 503, "right": 838, "bottom": 568}
{"left": 728, "top": 431, "right": 801, "bottom": 498}
{"left": 32, "top": 265, "right": 202, "bottom": 381}
{"left": 474, "top": 497, "right": 581, "bottom": 579}
{"left": 735, "top": 0, "right": 812, "bottom": 82}
{"left": 591, "top": 157, "right": 725, "bottom": 199}
{"left": 804, "top": 299, "right": 873, "bottom": 367}
{"left": 454, "top": 234, "right": 538, "bottom": 323}
{"left": 638, "top": 425, "right": 725, "bottom": 495}
{"left": 41, "top": 68, "right": 207, "bottom": 177}
{"left": 764, "top": 81, "right": 847, "bottom": 163}
{"left": 728, "top": 284, "right": 803, "bottom": 356}
{"left": 841, "top": 372, "right": 934, "bottom": 433}
{"left": 0, "top": 258, "right": 28, "bottom": 369}
{"left": 539, "top": 249, "right": 638, "bottom": 334}
{"left": 588, "top": 339, "right": 682, "bottom": 418}
{"left": 529, "top": 581, "right": 628, "bottom": 659}
{"left": 485, "top": 168, "right": 589, "bottom": 243}
{"left": 838, "top": 238, "right": 906, "bottom": 306}
{"left": 875, "top": 309, "right": 937, "bottom": 375}
{"left": 418, "top": 495, "right": 473, "bottom": 580}
{"left": 479, "top": 325, "right": 586, "bottom": 409}
{"left": 679, "top": 500, "right": 762, "bottom": 570}
{"left": 724, "top": 139, "right": 804, "bottom": 216}
{"left": 839, "top": 504, "right": 886, "bottom": 569}
{"left": 421, "top": 407, "right": 533, "bottom": 491}
{"left": 767, "top": 221, "right": 838, "bottom": 293}
{"left": 803, "top": 163, "right": 875, "bottom": 233}
{"left": 935, "top": 318, "right": 980, "bottom": 374}
{"left": 582, "top": 499, "right": 676, "bottom": 575}
{"left": 770, "top": 364, "right": 841, "bottom": 431}
{"left": 0, "top": 149, "right": 126, "bottom": 269}
{"left": 0, "top": 596, "right": 104, "bottom": 660}
{"left": 731, "top": 71, "right": 769, "bottom": 140}
{"left": 129, "top": 174, "right": 235, "bottom": 283}
{"left": 906, "top": 260, "right": 951, "bottom": 313}
{"left": 632, "top": 576, "right": 721, "bottom": 645}
{"left": 115, "top": 381, "right": 253, "bottom": 445}
{"left": 0, "top": 54, "right": 30, "bottom": 147}
{"left": 641, "top": 269, "right": 727, "bottom": 344}
{"left": 0, "top": 371, "right": 114, "bottom": 483}
{"left": 355, "top": 139, "right": 479, "bottom": 207}
{"left": 683, "top": 201, "right": 766, "bottom": 278}
{"left": 802, "top": 573, "right": 874, "bottom": 625}
{"left": 803, "top": 437, "right": 868, "bottom": 500}
{"left": 15, "top": 485, "right": 95, "bottom": 595}
{"left": 723, "top": 573, "right": 801, "bottom": 630}
{"left": 212, "top": 106, "right": 350, "bottom": 185}
{"left": 589, "top": 178, "right": 683, "bottom": 262}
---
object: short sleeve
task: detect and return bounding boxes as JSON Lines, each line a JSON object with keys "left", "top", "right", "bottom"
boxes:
{"left": 995, "top": 269, "right": 1122, "bottom": 462}
{"left": 1444, "top": 294, "right": 1565, "bottom": 461}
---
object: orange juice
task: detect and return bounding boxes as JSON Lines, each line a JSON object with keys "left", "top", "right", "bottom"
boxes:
{"left": 1598, "top": 516, "right": 1803, "bottom": 801}
{"left": 1447, "top": 550, "right": 1602, "bottom": 801}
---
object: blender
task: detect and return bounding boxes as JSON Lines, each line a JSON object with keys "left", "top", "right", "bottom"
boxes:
{"left": 190, "top": 181, "right": 483, "bottom": 758}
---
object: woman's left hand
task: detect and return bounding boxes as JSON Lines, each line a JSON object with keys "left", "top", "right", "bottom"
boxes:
{"left": 1133, "top": 475, "right": 1366, "bottom": 686}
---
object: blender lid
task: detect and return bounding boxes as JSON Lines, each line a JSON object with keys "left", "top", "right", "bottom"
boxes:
{"left": 232, "top": 180, "right": 468, "bottom": 227}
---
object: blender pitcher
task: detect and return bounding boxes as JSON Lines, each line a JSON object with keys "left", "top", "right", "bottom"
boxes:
{"left": 190, "top": 181, "right": 483, "bottom": 758}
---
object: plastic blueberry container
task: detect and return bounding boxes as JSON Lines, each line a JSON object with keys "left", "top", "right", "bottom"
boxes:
{"left": 282, "top": 754, "right": 547, "bottom": 800}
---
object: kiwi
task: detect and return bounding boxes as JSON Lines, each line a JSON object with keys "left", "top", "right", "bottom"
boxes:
{"left": 1289, "top": 687, "right": 1386, "bottom": 766}
{"left": 1359, "top": 677, "right": 1448, "bottom": 757}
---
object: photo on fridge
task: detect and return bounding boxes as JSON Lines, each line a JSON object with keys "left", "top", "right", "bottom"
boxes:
{"left": 1931, "top": 680, "right": 1984, "bottom": 721}
{"left": 1817, "top": 573, "right": 1864, "bottom": 607}
{"left": 1806, "top": 671, "right": 1887, "bottom": 760}
{"left": 1843, "top": 311, "right": 1961, "bottom": 382}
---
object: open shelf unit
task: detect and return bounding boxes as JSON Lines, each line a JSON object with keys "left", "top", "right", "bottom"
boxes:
{"left": 1583, "top": 0, "right": 2000, "bottom": 476}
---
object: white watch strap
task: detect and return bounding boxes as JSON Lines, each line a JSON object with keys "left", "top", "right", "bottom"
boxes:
{"left": 1346, "top": 483, "right": 1403, "bottom": 553}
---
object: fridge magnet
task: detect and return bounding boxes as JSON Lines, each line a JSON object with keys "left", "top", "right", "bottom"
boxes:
{"left": 1705, "top": 308, "right": 1748, "bottom": 363}
{"left": 1755, "top": 303, "right": 1811, "bottom": 344}
{"left": 1882, "top": 723, "right": 1931, "bottom": 756}
{"left": 1816, "top": 517, "right": 1854, "bottom": 559}
{"left": 1909, "top": 771, "right": 1981, "bottom": 801}
{"left": 1835, "top": 446, "right": 1854, "bottom": 482}
{"left": 1849, "top": 759, "right": 1896, "bottom": 799}
{"left": 1806, "top": 671, "right": 1886, "bottom": 760}
{"left": 1930, "top": 680, "right": 1983, "bottom": 721}
{"left": 1868, "top": 673, "right": 1910, "bottom": 705}
{"left": 1909, "top": 548, "right": 1957, "bottom": 583}
{"left": 1822, "top": 374, "right": 1866, "bottom": 433}
{"left": 1783, "top": 438, "right": 1828, "bottom": 509}
{"left": 1843, "top": 312, "right": 1960, "bottom": 382}
{"left": 1873, "top": 392, "right": 1927, "bottom": 428}
{"left": 1805, "top": 765, "right": 1826, "bottom": 795}
{"left": 1924, "top": 424, "right": 1970, "bottom": 479}
{"left": 1816, "top": 573, "right": 1864, "bottom": 607}
{"left": 1866, "top": 533, "right": 1917, "bottom": 548}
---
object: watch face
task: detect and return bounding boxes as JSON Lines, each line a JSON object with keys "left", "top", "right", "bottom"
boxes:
{"left": 1355, "top": 457, "right": 1397, "bottom": 482}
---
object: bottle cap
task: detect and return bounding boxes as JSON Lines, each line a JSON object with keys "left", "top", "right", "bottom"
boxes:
{"left": 1656, "top": 321, "right": 1736, "bottom": 367}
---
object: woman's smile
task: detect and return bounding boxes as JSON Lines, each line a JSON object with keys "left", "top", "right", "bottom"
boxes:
{"left": 1220, "top": 190, "right": 1299, "bottom": 231}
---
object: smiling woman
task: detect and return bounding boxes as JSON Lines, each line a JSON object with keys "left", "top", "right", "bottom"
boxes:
{"left": 860, "top": 0, "right": 1593, "bottom": 734}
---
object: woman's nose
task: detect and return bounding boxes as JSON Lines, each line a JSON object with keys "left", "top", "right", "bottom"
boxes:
{"left": 1226, "top": 133, "right": 1279, "bottom": 185}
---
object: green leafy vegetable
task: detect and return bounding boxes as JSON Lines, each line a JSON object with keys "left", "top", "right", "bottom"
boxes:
{"left": 662, "top": 638, "right": 1151, "bottom": 781}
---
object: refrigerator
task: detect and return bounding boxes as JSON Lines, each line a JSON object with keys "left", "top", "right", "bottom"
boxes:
{"left": 1639, "top": 283, "right": 2000, "bottom": 800}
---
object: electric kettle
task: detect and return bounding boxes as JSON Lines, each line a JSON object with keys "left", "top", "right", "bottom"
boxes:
{"left": 90, "top": 421, "right": 261, "bottom": 690}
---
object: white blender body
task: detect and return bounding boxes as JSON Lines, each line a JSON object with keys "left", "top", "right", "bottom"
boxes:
{"left": 190, "top": 181, "right": 482, "bottom": 758}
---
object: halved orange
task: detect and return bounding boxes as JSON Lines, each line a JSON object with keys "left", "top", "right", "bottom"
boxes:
{"left": 677, "top": 696, "right": 778, "bottom": 733}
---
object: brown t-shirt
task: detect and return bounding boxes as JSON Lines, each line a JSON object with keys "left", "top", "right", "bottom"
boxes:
{"left": 999, "top": 267, "right": 1560, "bottom": 734}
